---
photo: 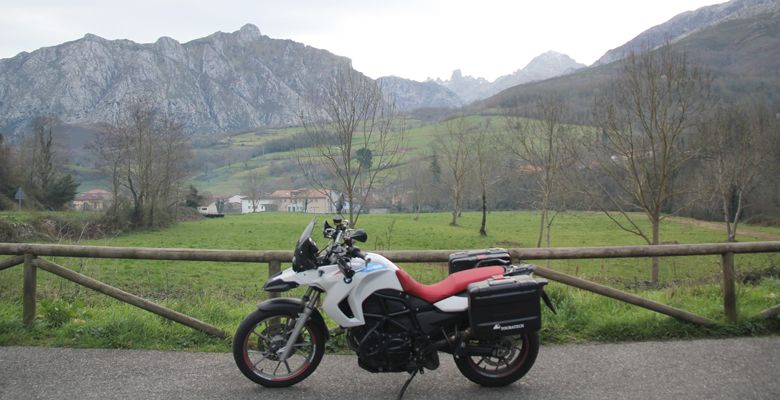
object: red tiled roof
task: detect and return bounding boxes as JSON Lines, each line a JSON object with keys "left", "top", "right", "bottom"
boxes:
{"left": 270, "top": 189, "right": 331, "bottom": 199}
{"left": 75, "top": 189, "right": 112, "bottom": 201}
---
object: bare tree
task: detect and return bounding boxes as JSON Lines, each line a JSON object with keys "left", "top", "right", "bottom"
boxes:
{"left": 400, "top": 157, "right": 427, "bottom": 219}
{"left": 94, "top": 101, "right": 191, "bottom": 228}
{"left": 471, "top": 125, "right": 501, "bottom": 236}
{"left": 436, "top": 116, "right": 471, "bottom": 226}
{"left": 696, "top": 102, "right": 778, "bottom": 242}
{"left": 586, "top": 44, "right": 711, "bottom": 283}
{"left": 297, "top": 64, "right": 404, "bottom": 226}
{"left": 241, "top": 170, "right": 264, "bottom": 212}
{"left": 504, "top": 96, "right": 572, "bottom": 247}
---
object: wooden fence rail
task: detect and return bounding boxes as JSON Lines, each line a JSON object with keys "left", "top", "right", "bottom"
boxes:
{"left": 2, "top": 241, "right": 780, "bottom": 262}
{"left": 1, "top": 241, "right": 779, "bottom": 337}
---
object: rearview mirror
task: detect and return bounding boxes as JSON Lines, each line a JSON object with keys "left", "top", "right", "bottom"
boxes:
{"left": 323, "top": 221, "right": 334, "bottom": 238}
{"left": 347, "top": 229, "right": 368, "bottom": 243}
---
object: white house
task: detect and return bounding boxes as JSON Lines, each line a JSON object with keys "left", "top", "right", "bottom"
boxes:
{"left": 241, "top": 199, "right": 276, "bottom": 213}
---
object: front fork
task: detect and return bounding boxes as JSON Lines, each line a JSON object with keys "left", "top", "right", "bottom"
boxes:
{"left": 277, "top": 287, "right": 321, "bottom": 361}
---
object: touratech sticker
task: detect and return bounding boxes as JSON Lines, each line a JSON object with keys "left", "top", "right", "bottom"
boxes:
{"left": 493, "top": 323, "right": 525, "bottom": 331}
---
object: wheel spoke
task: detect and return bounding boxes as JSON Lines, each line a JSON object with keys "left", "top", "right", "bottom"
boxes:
{"left": 252, "top": 356, "right": 267, "bottom": 369}
{"left": 251, "top": 327, "right": 271, "bottom": 339}
{"left": 283, "top": 360, "right": 292, "bottom": 374}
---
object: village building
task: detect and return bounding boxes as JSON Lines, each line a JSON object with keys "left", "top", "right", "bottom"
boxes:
{"left": 270, "top": 189, "right": 338, "bottom": 214}
{"left": 200, "top": 188, "right": 338, "bottom": 216}
{"left": 72, "top": 189, "right": 112, "bottom": 211}
{"left": 224, "top": 194, "right": 274, "bottom": 213}
{"left": 239, "top": 197, "right": 277, "bottom": 213}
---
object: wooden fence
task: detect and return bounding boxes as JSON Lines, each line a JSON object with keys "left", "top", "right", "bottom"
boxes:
{"left": 1, "top": 241, "right": 779, "bottom": 338}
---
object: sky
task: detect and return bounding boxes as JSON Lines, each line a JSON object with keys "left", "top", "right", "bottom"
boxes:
{"left": 0, "top": 0, "right": 725, "bottom": 82}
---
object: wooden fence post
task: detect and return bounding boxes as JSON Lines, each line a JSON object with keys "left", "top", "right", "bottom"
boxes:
{"left": 268, "top": 259, "right": 281, "bottom": 298}
{"left": 721, "top": 251, "right": 737, "bottom": 322}
{"left": 22, "top": 253, "right": 37, "bottom": 327}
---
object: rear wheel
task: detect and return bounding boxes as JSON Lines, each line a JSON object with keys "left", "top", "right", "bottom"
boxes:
{"left": 233, "top": 309, "right": 325, "bottom": 387}
{"left": 453, "top": 331, "right": 539, "bottom": 387}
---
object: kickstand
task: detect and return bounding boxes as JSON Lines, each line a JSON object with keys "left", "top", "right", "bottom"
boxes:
{"left": 396, "top": 369, "right": 419, "bottom": 400}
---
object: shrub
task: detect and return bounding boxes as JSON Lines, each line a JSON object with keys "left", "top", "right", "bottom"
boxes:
{"left": 40, "top": 300, "right": 78, "bottom": 328}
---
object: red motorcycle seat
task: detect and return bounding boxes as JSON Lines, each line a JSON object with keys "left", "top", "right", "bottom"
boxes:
{"left": 395, "top": 266, "right": 505, "bottom": 304}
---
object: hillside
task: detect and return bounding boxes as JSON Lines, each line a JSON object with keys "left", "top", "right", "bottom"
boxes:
{"left": 480, "top": 5, "right": 780, "bottom": 119}
{"left": 0, "top": 24, "right": 460, "bottom": 136}
{"left": 594, "top": 0, "right": 779, "bottom": 65}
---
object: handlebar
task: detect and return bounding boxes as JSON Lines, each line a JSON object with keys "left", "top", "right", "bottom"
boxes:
{"left": 337, "top": 256, "right": 355, "bottom": 281}
{"left": 321, "top": 219, "right": 366, "bottom": 283}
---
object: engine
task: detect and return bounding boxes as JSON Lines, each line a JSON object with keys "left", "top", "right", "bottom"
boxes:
{"left": 346, "top": 290, "right": 420, "bottom": 373}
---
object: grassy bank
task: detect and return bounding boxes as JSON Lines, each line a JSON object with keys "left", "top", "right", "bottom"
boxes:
{"left": 0, "top": 211, "right": 778, "bottom": 351}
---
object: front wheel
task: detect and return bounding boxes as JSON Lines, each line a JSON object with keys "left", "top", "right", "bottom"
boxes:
{"left": 233, "top": 308, "right": 325, "bottom": 387}
{"left": 454, "top": 331, "right": 539, "bottom": 387}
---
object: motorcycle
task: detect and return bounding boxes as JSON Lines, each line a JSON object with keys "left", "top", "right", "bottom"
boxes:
{"left": 233, "top": 215, "right": 555, "bottom": 397}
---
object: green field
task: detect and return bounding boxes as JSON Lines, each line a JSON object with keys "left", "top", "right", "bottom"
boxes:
{"left": 0, "top": 211, "right": 778, "bottom": 351}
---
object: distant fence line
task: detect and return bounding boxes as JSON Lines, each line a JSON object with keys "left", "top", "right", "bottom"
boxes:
{"left": 1, "top": 241, "right": 779, "bottom": 338}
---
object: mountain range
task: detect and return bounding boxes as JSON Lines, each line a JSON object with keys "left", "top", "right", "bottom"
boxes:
{"left": 0, "top": 24, "right": 462, "bottom": 136}
{"left": 435, "top": 51, "right": 585, "bottom": 103}
{"left": 1, "top": 0, "right": 777, "bottom": 138}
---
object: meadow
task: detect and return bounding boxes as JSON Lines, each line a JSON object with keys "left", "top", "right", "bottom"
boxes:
{"left": 0, "top": 211, "right": 778, "bottom": 351}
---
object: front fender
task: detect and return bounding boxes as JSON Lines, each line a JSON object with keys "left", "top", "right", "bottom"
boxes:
{"left": 256, "top": 297, "right": 329, "bottom": 341}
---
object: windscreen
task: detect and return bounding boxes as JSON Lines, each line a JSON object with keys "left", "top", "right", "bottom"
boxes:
{"left": 292, "top": 218, "right": 319, "bottom": 271}
{"left": 297, "top": 218, "right": 317, "bottom": 248}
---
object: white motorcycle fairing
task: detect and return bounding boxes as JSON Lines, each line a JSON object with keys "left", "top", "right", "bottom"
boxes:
{"left": 267, "top": 252, "right": 406, "bottom": 327}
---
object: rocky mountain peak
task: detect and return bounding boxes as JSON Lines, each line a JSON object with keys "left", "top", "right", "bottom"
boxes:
{"left": 154, "top": 36, "right": 185, "bottom": 59}
{"left": 236, "top": 23, "right": 262, "bottom": 42}
{"left": 81, "top": 33, "right": 105, "bottom": 42}
{"left": 436, "top": 51, "right": 583, "bottom": 104}
{"left": 155, "top": 36, "right": 180, "bottom": 46}
{"left": 525, "top": 51, "right": 582, "bottom": 72}
{"left": 378, "top": 76, "right": 462, "bottom": 111}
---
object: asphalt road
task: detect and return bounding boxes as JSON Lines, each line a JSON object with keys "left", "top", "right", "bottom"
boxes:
{"left": 1, "top": 337, "right": 779, "bottom": 400}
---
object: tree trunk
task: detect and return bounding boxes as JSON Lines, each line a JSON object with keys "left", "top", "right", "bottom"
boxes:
{"left": 479, "top": 190, "right": 487, "bottom": 236}
{"left": 721, "top": 190, "right": 734, "bottom": 242}
{"left": 545, "top": 216, "right": 553, "bottom": 268}
{"left": 651, "top": 217, "right": 660, "bottom": 284}
{"left": 536, "top": 208, "right": 546, "bottom": 248}
{"left": 450, "top": 188, "right": 460, "bottom": 226}
{"left": 348, "top": 192, "right": 356, "bottom": 227}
